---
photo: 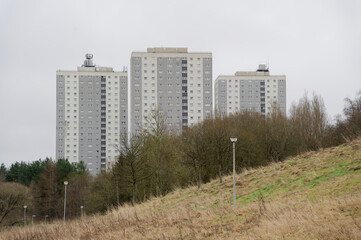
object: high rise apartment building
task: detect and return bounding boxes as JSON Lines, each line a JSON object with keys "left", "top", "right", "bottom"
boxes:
{"left": 56, "top": 54, "right": 128, "bottom": 175}
{"left": 130, "top": 48, "right": 212, "bottom": 134}
{"left": 215, "top": 65, "right": 286, "bottom": 117}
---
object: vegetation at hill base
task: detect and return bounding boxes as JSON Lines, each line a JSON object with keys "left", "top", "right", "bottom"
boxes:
{"left": 0, "top": 137, "right": 360, "bottom": 239}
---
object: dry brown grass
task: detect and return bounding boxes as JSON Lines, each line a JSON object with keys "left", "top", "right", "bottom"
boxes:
{"left": 1, "top": 139, "right": 361, "bottom": 239}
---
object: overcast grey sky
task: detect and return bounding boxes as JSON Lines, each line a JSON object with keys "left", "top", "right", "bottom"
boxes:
{"left": 0, "top": 0, "right": 360, "bottom": 167}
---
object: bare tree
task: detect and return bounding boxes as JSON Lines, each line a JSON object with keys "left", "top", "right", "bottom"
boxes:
{"left": 289, "top": 93, "right": 328, "bottom": 153}
{"left": 142, "top": 109, "right": 168, "bottom": 139}
{"left": 0, "top": 182, "right": 30, "bottom": 225}
{"left": 114, "top": 133, "right": 149, "bottom": 206}
{"left": 0, "top": 164, "right": 6, "bottom": 182}
{"left": 343, "top": 91, "right": 361, "bottom": 139}
{"left": 203, "top": 117, "right": 231, "bottom": 183}
{"left": 141, "top": 109, "right": 180, "bottom": 196}
{"left": 264, "top": 102, "right": 290, "bottom": 161}
{"left": 181, "top": 126, "right": 210, "bottom": 189}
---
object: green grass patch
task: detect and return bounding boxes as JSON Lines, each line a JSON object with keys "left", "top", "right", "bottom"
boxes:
{"left": 237, "top": 183, "right": 280, "bottom": 205}
{"left": 286, "top": 160, "right": 297, "bottom": 166}
{"left": 306, "top": 165, "right": 351, "bottom": 188}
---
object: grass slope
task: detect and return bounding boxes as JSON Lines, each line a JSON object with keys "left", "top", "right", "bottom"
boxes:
{"left": 1, "top": 139, "right": 361, "bottom": 239}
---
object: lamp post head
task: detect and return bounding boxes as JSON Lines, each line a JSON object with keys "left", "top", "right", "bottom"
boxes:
{"left": 230, "top": 136, "right": 238, "bottom": 143}
{"left": 24, "top": 205, "right": 27, "bottom": 209}
{"left": 32, "top": 215, "right": 36, "bottom": 217}
{"left": 45, "top": 215, "right": 48, "bottom": 218}
{"left": 80, "top": 206, "right": 84, "bottom": 209}
{"left": 64, "top": 181, "right": 68, "bottom": 185}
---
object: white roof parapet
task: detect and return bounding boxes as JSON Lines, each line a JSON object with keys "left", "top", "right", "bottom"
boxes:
{"left": 147, "top": 47, "right": 188, "bottom": 53}
{"left": 235, "top": 71, "right": 270, "bottom": 76}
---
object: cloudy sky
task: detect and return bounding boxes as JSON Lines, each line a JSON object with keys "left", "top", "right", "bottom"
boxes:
{"left": 0, "top": 0, "right": 360, "bottom": 167}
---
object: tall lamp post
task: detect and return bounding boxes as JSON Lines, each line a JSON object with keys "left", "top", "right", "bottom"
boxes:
{"left": 230, "top": 136, "right": 237, "bottom": 207}
{"left": 32, "top": 215, "right": 36, "bottom": 225}
{"left": 80, "top": 206, "right": 84, "bottom": 218}
{"left": 63, "top": 181, "right": 68, "bottom": 223}
{"left": 23, "top": 205, "right": 27, "bottom": 227}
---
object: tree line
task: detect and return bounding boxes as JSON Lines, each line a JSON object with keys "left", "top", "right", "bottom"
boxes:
{"left": 1, "top": 91, "right": 360, "bottom": 228}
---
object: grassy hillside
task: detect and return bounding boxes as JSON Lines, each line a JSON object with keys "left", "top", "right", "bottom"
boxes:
{"left": 1, "top": 139, "right": 361, "bottom": 239}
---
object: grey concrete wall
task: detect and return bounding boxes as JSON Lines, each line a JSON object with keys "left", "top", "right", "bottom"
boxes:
{"left": 239, "top": 80, "right": 261, "bottom": 113}
{"left": 56, "top": 75, "right": 65, "bottom": 160}
{"left": 202, "top": 57, "right": 212, "bottom": 119}
{"left": 278, "top": 79, "right": 286, "bottom": 115}
{"left": 130, "top": 56, "right": 142, "bottom": 135}
{"left": 157, "top": 57, "right": 183, "bottom": 130}
{"left": 260, "top": 80, "right": 266, "bottom": 115}
{"left": 217, "top": 80, "right": 227, "bottom": 117}
{"left": 119, "top": 75, "right": 128, "bottom": 133}
{"left": 78, "top": 75, "right": 102, "bottom": 175}
{"left": 100, "top": 76, "right": 106, "bottom": 171}
{"left": 181, "top": 58, "right": 188, "bottom": 128}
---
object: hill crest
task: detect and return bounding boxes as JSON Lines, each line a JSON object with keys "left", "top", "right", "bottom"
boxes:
{"left": 1, "top": 139, "right": 361, "bottom": 239}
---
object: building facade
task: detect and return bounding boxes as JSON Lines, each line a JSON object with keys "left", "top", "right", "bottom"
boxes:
{"left": 56, "top": 54, "right": 128, "bottom": 175}
{"left": 130, "top": 48, "right": 212, "bottom": 134}
{"left": 215, "top": 65, "right": 286, "bottom": 117}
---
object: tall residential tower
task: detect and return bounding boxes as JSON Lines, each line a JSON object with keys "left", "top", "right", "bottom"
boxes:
{"left": 56, "top": 54, "right": 128, "bottom": 175}
{"left": 215, "top": 64, "right": 286, "bottom": 117}
{"left": 130, "top": 48, "right": 212, "bottom": 134}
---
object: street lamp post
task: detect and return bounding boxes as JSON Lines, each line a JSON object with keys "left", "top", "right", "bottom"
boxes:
{"left": 63, "top": 181, "right": 68, "bottom": 223}
{"left": 230, "top": 136, "right": 238, "bottom": 208}
{"left": 23, "top": 205, "right": 27, "bottom": 227}
{"left": 44, "top": 215, "right": 48, "bottom": 224}
{"left": 80, "top": 206, "right": 84, "bottom": 218}
{"left": 32, "top": 215, "right": 36, "bottom": 225}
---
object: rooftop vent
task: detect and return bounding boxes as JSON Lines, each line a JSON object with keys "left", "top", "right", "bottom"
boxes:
{"left": 82, "top": 53, "right": 95, "bottom": 67}
{"left": 257, "top": 64, "right": 269, "bottom": 72}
